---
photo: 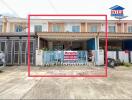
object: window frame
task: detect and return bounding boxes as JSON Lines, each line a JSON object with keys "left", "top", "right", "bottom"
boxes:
{"left": 128, "top": 25, "right": 132, "bottom": 33}
{"left": 108, "top": 24, "right": 116, "bottom": 32}
{"left": 52, "top": 24, "right": 61, "bottom": 32}
{"left": 72, "top": 25, "right": 80, "bottom": 32}
{"left": 90, "top": 24, "right": 98, "bottom": 32}
{"left": 64, "top": 23, "right": 81, "bottom": 32}
{"left": 34, "top": 25, "right": 42, "bottom": 32}
{"left": 15, "top": 24, "right": 23, "bottom": 32}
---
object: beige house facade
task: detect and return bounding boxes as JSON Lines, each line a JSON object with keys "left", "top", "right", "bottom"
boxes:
{"left": 0, "top": 17, "right": 132, "bottom": 65}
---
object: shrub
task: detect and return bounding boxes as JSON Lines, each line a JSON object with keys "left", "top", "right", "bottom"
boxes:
{"left": 123, "top": 63, "right": 132, "bottom": 67}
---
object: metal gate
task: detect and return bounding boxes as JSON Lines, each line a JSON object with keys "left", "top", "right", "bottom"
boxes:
{"left": 42, "top": 51, "right": 88, "bottom": 65}
{"left": 7, "top": 40, "right": 13, "bottom": 64}
{"left": 14, "top": 40, "right": 20, "bottom": 64}
{"left": 0, "top": 41, "right": 6, "bottom": 53}
{"left": 0, "top": 39, "right": 36, "bottom": 65}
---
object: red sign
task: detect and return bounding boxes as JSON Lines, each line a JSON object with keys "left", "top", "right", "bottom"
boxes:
{"left": 111, "top": 10, "right": 123, "bottom": 15}
{"left": 64, "top": 51, "right": 78, "bottom": 61}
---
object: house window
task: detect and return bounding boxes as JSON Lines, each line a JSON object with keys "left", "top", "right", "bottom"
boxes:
{"left": 34, "top": 25, "right": 42, "bottom": 32}
{"left": 72, "top": 26, "right": 80, "bottom": 32}
{"left": 15, "top": 25, "right": 23, "bottom": 32}
{"left": 0, "top": 25, "right": 2, "bottom": 32}
{"left": 109, "top": 25, "right": 116, "bottom": 32}
{"left": 52, "top": 24, "right": 61, "bottom": 32}
{"left": 91, "top": 25, "right": 97, "bottom": 32}
{"left": 128, "top": 26, "right": 132, "bottom": 33}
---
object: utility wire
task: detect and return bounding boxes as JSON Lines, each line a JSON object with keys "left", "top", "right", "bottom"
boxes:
{"left": 0, "top": 0, "right": 20, "bottom": 17}
{"left": 48, "top": 0, "right": 58, "bottom": 14}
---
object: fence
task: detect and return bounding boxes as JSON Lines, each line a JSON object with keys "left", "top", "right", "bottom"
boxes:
{"left": 42, "top": 51, "right": 88, "bottom": 65}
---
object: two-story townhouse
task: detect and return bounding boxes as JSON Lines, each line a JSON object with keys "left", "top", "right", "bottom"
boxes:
{"left": 1, "top": 17, "right": 132, "bottom": 65}
{"left": 0, "top": 17, "right": 36, "bottom": 65}
{"left": 36, "top": 20, "right": 132, "bottom": 51}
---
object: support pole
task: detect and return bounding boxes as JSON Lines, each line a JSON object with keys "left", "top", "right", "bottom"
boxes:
{"left": 94, "top": 37, "right": 97, "bottom": 64}
{"left": 95, "top": 36, "right": 100, "bottom": 65}
{"left": 97, "top": 36, "right": 100, "bottom": 65}
{"left": 38, "top": 36, "right": 40, "bottom": 50}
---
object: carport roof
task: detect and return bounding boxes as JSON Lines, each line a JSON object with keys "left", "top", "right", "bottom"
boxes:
{"left": 37, "top": 32, "right": 132, "bottom": 41}
{"left": 0, "top": 32, "right": 36, "bottom": 37}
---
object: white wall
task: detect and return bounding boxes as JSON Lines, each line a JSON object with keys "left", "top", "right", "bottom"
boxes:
{"left": 100, "top": 24, "right": 105, "bottom": 32}
{"left": 118, "top": 51, "right": 129, "bottom": 63}
{"left": 108, "top": 51, "right": 117, "bottom": 60}
{"left": 36, "top": 50, "right": 43, "bottom": 66}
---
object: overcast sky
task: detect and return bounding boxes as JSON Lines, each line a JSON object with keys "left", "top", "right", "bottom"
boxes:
{"left": 0, "top": 0, "right": 131, "bottom": 20}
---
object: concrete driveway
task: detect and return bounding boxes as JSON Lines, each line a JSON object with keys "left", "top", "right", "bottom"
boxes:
{"left": 0, "top": 66, "right": 132, "bottom": 99}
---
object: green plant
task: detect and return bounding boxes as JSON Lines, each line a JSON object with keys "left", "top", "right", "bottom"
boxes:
{"left": 123, "top": 62, "right": 132, "bottom": 67}
{"left": 42, "top": 47, "right": 48, "bottom": 51}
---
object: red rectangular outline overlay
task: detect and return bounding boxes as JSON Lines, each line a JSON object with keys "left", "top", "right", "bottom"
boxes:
{"left": 28, "top": 14, "right": 108, "bottom": 78}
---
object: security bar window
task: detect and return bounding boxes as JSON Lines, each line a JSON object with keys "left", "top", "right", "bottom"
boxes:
{"left": 91, "top": 25, "right": 98, "bottom": 32}
{"left": 128, "top": 26, "right": 132, "bottom": 33}
{"left": 15, "top": 25, "right": 23, "bottom": 32}
{"left": 72, "top": 26, "right": 80, "bottom": 32}
{"left": 108, "top": 26, "right": 116, "bottom": 32}
{"left": 34, "top": 25, "right": 42, "bottom": 32}
{"left": 52, "top": 24, "right": 61, "bottom": 32}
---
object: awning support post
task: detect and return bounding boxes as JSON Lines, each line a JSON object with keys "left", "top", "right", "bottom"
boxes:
{"left": 38, "top": 36, "right": 40, "bottom": 50}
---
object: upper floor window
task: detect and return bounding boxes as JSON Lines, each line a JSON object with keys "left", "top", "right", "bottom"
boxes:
{"left": 52, "top": 24, "right": 61, "bottom": 32}
{"left": 108, "top": 25, "right": 116, "bottom": 32}
{"left": 34, "top": 25, "right": 42, "bottom": 32}
{"left": 128, "top": 26, "right": 132, "bottom": 33}
{"left": 91, "top": 25, "right": 97, "bottom": 32}
{"left": 72, "top": 26, "right": 80, "bottom": 32}
{"left": 65, "top": 23, "right": 80, "bottom": 32}
{"left": 15, "top": 25, "right": 23, "bottom": 32}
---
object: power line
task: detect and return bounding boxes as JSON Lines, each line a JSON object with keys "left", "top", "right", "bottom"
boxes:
{"left": 0, "top": 0, "right": 19, "bottom": 17}
{"left": 48, "top": 0, "right": 58, "bottom": 14}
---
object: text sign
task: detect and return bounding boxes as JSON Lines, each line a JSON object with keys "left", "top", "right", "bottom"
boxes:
{"left": 64, "top": 51, "right": 78, "bottom": 61}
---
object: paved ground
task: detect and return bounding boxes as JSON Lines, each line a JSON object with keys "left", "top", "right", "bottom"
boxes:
{"left": 0, "top": 66, "right": 132, "bottom": 99}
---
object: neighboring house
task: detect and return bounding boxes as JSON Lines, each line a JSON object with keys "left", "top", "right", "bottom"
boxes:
{"left": 0, "top": 17, "right": 132, "bottom": 65}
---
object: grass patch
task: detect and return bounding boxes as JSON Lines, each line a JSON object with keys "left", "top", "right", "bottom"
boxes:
{"left": 123, "top": 63, "right": 132, "bottom": 67}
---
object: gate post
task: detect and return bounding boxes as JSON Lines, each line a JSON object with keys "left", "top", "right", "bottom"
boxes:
{"left": 95, "top": 36, "right": 100, "bottom": 65}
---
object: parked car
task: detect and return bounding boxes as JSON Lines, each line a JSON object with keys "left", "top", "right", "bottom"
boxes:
{"left": 108, "top": 58, "right": 122, "bottom": 68}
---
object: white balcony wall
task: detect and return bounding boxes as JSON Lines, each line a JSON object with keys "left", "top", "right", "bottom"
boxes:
{"left": 100, "top": 24, "right": 105, "bottom": 32}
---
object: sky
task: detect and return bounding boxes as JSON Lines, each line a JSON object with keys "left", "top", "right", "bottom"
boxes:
{"left": 0, "top": 0, "right": 131, "bottom": 20}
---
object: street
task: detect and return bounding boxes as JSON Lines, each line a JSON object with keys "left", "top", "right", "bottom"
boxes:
{"left": 0, "top": 66, "right": 132, "bottom": 99}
